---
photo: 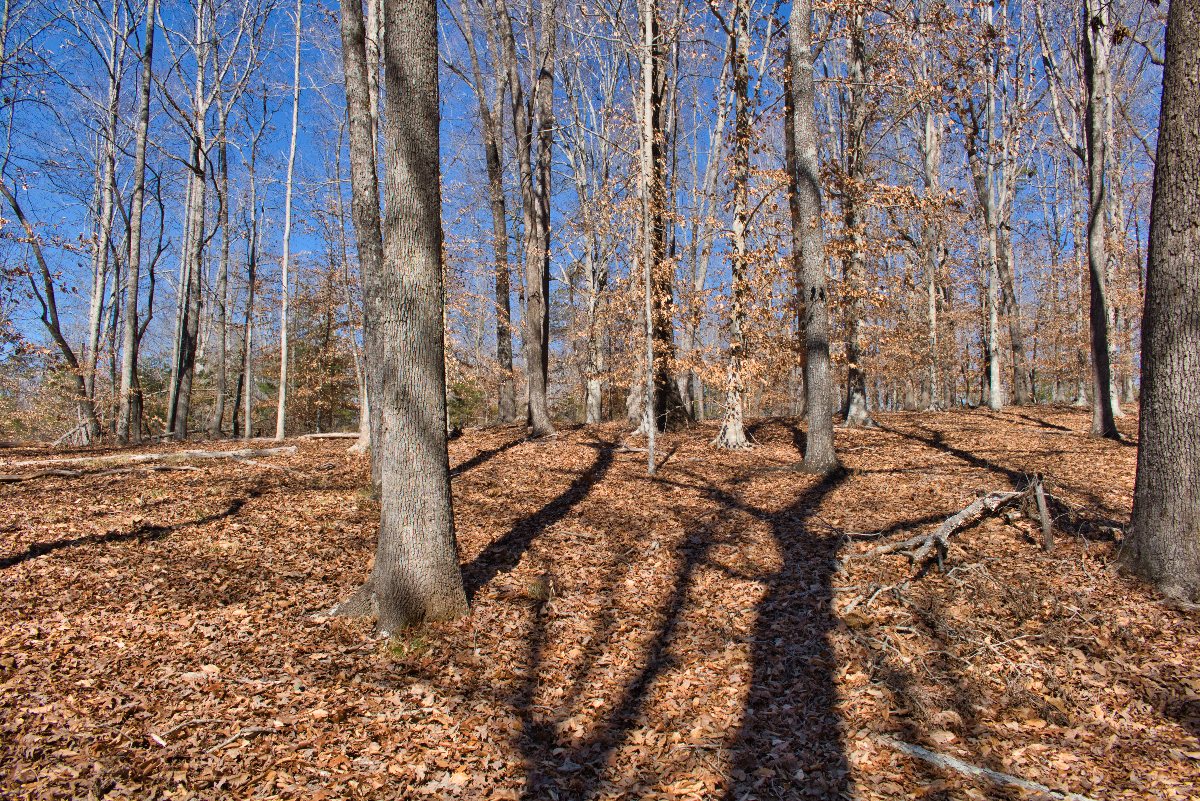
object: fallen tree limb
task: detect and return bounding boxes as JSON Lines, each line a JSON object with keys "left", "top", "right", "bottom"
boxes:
{"left": 875, "top": 735, "right": 1098, "bottom": 801}
{"left": 854, "top": 488, "right": 1031, "bottom": 565}
{"left": 298, "top": 432, "right": 360, "bottom": 440}
{"left": 6, "top": 446, "right": 296, "bottom": 470}
{"left": 0, "top": 464, "right": 203, "bottom": 483}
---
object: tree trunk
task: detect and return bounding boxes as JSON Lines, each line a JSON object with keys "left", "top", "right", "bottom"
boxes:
{"left": 83, "top": 0, "right": 124, "bottom": 442}
{"left": 998, "top": 228, "right": 1031, "bottom": 405}
{"left": 1124, "top": 0, "right": 1200, "bottom": 602}
{"left": 524, "top": 0, "right": 557, "bottom": 437}
{"left": 275, "top": 0, "right": 302, "bottom": 441}
{"left": 788, "top": 0, "right": 837, "bottom": 473}
{"left": 344, "top": 0, "right": 469, "bottom": 631}
{"left": 1082, "top": 0, "right": 1119, "bottom": 438}
{"left": 713, "top": 0, "right": 750, "bottom": 450}
{"left": 459, "top": 0, "right": 516, "bottom": 424}
{"left": 207, "top": 114, "right": 231, "bottom": 437}
{"left": 168, "top": 5, "right": 210, "bottom": 441}
{"left": 841, "top": 11, "right": 876, "bottom": 428}
{"left": 117, "top": 0, "right": 157, "bottom": 444}
{"left": 341, "top": 0, "right": 389, "bottom": 483}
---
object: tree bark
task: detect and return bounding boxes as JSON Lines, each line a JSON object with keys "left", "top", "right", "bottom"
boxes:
{"left": 168, "top": 3, "right": 210, "bottom": 441}
{"left": 352, "top": 0, "right": 469, "bottom": 631}
{"left": 83, "top": 0, "right": 124, "bottom": 443}
{"left": 458, "top": 0, "right": 516, "bottom": 424}
{"left": 713, "top": 0, "right": 751, "bottom": 450}
{"left": 1124, "top": 0, "right": 1200, "bottom": 603}
{"left": 841, "top": 11, "right": 876, "bottom": 428}
{"left": 1082, "top": 0, "right": 1120, "bottom": 438}
{"left": 788, "top": 0, "right": 837, "bottom": 473}
{"left": 275, "top": 0, "right": 302, "bottom": 441}
{"left": 207, "top": 110, "right": 231, "bottom": 437}
{"left": 116, "top": 0, "right": 156, "bottom": 444}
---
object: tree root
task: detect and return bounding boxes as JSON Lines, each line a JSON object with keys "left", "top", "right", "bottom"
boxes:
{"left": 329, "top": 578, "right": 378, "bottom": 619}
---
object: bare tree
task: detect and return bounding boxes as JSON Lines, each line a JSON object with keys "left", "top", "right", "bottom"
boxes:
{"left": 117, "top": 0, "right": 159, "bottom": 444}
{"left": 275, "top": 0, "right": 303, "bottom": 440}
{"left": 788, "top": 0, "right": 837, "bottom": 473}
{"left": 712, "top": 0, "right": 751, "bottom": 450}
{"left": 447, "top": 0, "right": 517, "bottom": 423}
{"left": 333, "top": 0, "right": 469, "bottom": 632}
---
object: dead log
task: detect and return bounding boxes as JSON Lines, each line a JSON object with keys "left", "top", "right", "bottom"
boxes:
{"left": 5, "top": 446, "right": 297, "bottom": 470}
{"left": 299, "top": 432, "right": 360, "bottom": 440}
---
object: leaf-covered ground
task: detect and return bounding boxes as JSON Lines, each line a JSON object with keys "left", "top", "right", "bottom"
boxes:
{"left": 3, "top": 407, "right": 1198, "bottom": 800}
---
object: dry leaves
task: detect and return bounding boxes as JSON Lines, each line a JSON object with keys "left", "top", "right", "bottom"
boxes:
{"left": 1, "top": 407, "right": 1197, "bottom": 800}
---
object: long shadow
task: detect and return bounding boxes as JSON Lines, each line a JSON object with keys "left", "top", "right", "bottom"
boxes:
{"left": 505, "top": 464, "right": 852, "bottom": 800}
{"left": 998, "top": 410, "right": 1075, "bottom": 433}
{"left": 450, "top": 437, "right": 523, "bottom": 478}
{"left": 716, "top": 468, "right": 853, "bottom": 800}
{"left": 1, "top": 490, "right": 258, "bottom": 570}
{"left": 462, "top": 440, "right": 615, "bottom": 598}
{"left": 878, "top": 422, "right": 1025, "bottom": 489}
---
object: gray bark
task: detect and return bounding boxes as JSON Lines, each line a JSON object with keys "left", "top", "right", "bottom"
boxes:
{"left": 1082, "top": 0, "right": 1119, "bottom": 438}
{"left": 1124, "top": 0, "right": 1200, "bottom": 602}
{"left": 788, "top": 0, "right": 837, "bottom": 473}
{"left": 365, "top": 0, "right": 469, "bottom": 630}
{"left": 712, "top": 0, "right": 750, "bottom": 450}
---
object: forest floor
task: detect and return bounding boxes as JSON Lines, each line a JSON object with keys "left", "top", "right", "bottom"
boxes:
{"left": 2, "top": 406, "right": 1199, "bottom": 801}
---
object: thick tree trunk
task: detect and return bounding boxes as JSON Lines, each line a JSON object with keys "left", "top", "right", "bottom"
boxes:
{"left": 1082, "top": 0, "right": 1119, "bottom": 439}
{"left": 788, "top": 0, "right": 837, "bottom": 473}
{"left": 524, "top": 0, "right": 557, "bottom": 437}
{"left": 349, "top": 0, "right": 469, "bottom": 631}
{"left": 1124, "top": 0, "right": 1200, "bottom": 603}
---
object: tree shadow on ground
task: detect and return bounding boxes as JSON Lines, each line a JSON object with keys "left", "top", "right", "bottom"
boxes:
{"left": 502, "top": 458, "right": 854, "bottom": 800}
{"left": 0, "top": 488, "right": 260, "bottom": 570}
{"left": 450, "top": 437, "right": 524, "bottom": 478}
{"left": 462, "top": 440, "right": 615, "bottom": 598}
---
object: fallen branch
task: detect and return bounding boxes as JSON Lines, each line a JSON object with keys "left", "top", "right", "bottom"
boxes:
{"left": 0, "top": 464, "right": 200, "bottom": 483}
{"left": 6, "top": 446, "right": 296, "bottom": 470}
{"left": 875, "top": 735, "right": 1098, "bottom": 801}
{"left": 854, "top": 488, "right": 1032, "bottom": 565}
{"left": 298, "top": 432, "right": 360, "bottom": 440}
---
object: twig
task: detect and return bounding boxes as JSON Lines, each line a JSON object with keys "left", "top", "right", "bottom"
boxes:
{"left": 875, "top": 735, "right": 1099, "bottom": 801}
{"left": 153, "top": 717, "right": 224, "bottom": 741}
{"left": 206, "top": 726, "right": 276, "bottom": 753}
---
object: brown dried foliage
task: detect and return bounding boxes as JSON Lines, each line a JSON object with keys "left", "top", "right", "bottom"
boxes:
{"left": 1, "top": 408, "right": 1197, "bottom": 799}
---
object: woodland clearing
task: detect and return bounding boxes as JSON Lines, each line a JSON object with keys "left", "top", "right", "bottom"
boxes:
{"left": 2, "top": 406, "right": 1197, "bottom": 800}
